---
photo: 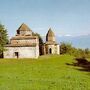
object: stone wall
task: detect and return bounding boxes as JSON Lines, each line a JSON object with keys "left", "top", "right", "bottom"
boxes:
{"left": 4, "top": 46, "right": 39, "bottom": 59}
{"left": 10, "top": 39, "right": 38, "bottom": 45}
{"left": 44, "top": 44, "right": 60, "bottom": 55}
{"left": 46, "top": 36, "right": 55, "bottom": 42}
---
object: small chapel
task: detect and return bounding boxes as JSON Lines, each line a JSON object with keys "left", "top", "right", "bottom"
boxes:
{"left": 43, "top": 28, "right": 60, "bottom": 55}
{"left": 4, "top": 23, "right": 60, "bottom": 58}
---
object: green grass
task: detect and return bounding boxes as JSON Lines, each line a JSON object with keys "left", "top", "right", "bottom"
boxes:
{"left": 0, "top": 55, "right": 90, "bottom": 90}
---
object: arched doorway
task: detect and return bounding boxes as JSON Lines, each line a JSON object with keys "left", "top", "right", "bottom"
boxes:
{"left": 14, "top": 52, "right": 19, "bottom": 58}
{"left": 49, "top": 48, "right": 52, "bottom": 54}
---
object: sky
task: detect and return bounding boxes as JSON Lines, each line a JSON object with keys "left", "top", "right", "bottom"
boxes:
{"left": 0, "top": 0, "right": 90, "bottom": 37}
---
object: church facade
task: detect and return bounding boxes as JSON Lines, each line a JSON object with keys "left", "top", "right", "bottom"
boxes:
{"left": 4, "top": 23, "right": 60, "bottom": 59}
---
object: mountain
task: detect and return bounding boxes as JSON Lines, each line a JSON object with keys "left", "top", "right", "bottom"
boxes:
{"left": 42, "top": 34, "right": 90, "bottom": 49}
{"left": 56, "top": 35, "right": 90, "bottom": 49}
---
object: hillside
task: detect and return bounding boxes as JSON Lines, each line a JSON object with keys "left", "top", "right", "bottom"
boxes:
{"left": 0, "top": 55, "right": 90, "bottom": 90}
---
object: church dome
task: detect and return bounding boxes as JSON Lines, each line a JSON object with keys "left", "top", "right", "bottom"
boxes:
{"left": 46, "top": 28, "right": 55, "bottom": 42}
{"left": 18, "top": 23, "right": 32, "bottom": 31}
{"left": 46, "top": 28, "right": 55, "bottom": 37}
{"left": 17, "top": 23, "right": 32, "bottom": 36}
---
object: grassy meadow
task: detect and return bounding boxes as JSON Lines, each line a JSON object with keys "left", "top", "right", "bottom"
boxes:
{"left": 0, "top": 55, "right": 90, "bottom": 90}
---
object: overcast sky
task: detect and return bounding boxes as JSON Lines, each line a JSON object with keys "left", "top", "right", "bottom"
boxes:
{"left": 0, "top": 0, "right": 90, "bottom": 37}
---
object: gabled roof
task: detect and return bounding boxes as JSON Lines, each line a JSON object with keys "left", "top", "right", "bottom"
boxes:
{"left": 18, "top": 23, "right": 32, "bottom": 31}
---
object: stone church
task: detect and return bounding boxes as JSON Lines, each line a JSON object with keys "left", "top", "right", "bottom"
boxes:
{"left": 4, "top": 23, "right": 60, "bottom": 58}
{"left": 43, "top": 28, "right": 60, "bottom": 55}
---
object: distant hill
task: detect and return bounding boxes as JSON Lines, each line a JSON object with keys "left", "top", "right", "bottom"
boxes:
{"left": 56, "top": 35, "right": 90, "bottom": 49}
{"left": 42, "top": 35, "right": 90, "bottom": 49}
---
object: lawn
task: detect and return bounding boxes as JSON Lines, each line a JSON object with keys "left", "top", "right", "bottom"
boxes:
{"left": 0, "top": 55, "right": 90, "bottom": 90}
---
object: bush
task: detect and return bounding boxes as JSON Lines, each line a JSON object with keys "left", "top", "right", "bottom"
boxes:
{"left": 60, "top": 42, "right": 90, "bottom": 59}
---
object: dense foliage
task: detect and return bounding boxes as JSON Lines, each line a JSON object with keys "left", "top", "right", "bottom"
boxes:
{"left": 60, "top": 42, "right": 90, "bottom": 58}
{"left": 0, "top": 23, "right": 8, "bottom": 57}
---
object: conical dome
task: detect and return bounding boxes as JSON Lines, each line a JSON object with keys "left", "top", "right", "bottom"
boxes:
{"left": 46, "top": 28, "right": 55, "bottom": 41}
{"left": 17, "top": 23, "right": 32, "bottom": 36}
{"left": 18, "top": 23, "right": 32, "bottom": 31}
{"left": 46, "top": 28, "right": 55, "bottom": 37}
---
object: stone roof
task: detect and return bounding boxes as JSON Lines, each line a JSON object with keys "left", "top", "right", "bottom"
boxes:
{"left": 17, "top": 23, "right": 32, "bottom": 31}
{"left": 46, "top": 28, "right": 55, "bottom": 37}
{"left": 5, "top": 43, "right": 36, "bottom": 47}
{"left": 45, "top": 41, "right": 58, "bottom": 45}
{"left": 11, "top": 36, "right": 38, "bottom": 40}
{"left": 5, "top": 23, "right": 39, "bottom": 47}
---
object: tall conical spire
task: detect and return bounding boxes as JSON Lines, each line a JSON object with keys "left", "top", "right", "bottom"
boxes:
{"left": 47, "top": 28, "right": 55, "bottom": 37}
{"left": 46, "top": 28, "right": 55, "bottom": 41}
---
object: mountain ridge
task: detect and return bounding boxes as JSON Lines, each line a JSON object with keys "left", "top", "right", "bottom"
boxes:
{"left": 56, "top": 34, "right": 90, "bottom": 49}
{"left": 42, "top": 34, "right": 90, "bottom": 49}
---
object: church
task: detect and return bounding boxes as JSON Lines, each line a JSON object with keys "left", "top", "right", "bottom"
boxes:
{"left": 4, "top": 23, "right": 60, "bottom": 58}
{"left": 43, "top": 28, "right": 60, "bottom": 55}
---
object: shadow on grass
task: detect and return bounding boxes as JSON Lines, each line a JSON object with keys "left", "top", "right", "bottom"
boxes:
{"left": 66, "top": 58, "right": 90, "bottom": 72}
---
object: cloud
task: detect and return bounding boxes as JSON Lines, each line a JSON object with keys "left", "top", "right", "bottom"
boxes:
{"left": 64, "top": 34, "right": 72, "bottom": 37}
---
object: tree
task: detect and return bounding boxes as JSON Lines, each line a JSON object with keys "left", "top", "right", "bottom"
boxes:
{"left": 0, "top": 23, "right": 8, "bottom": 57}
{"left": 84, "top": 48, "right": 90, "bottom": 58}
{"left": 32, "top": 32, "right": 44, "bottom": 55}
{"left": 60, "top": 42, "right": 90, "bottom": 59}
{"left": 84, "top": 48, "right": 90, "bottom": 55}
{"left": 60, "top": 42, "right": 72, "bottom": 54}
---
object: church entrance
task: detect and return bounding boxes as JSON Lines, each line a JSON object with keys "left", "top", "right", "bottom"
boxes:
{"left": 49, "top": 48, "right": 52, "bottom": 54}
{"left": 14, "top": 52, "right": 19, "bottom": 58}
